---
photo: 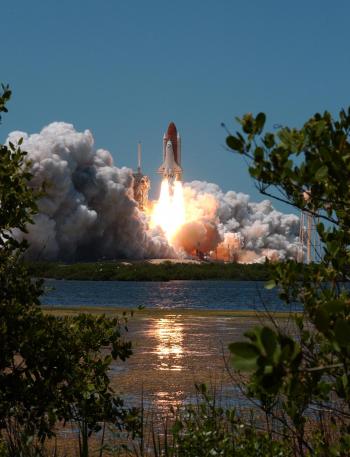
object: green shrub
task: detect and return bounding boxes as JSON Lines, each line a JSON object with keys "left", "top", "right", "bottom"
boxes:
{"left": 0, "top": 85, "right": 134, "bottom": 456}
{"left": 227, "top": 109, "right": 350, "bottom": 456}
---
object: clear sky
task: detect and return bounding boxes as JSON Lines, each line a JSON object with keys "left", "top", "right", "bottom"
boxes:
{"left": 1, "top": 0, "right": 349, "bottom": 206}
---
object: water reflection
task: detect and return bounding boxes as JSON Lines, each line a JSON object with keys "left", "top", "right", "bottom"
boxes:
{"left": 153, "top": 390, "right": 185, "bottom": 412}
{"left": 154, "top": 316, "right": 184, "bottom": 371}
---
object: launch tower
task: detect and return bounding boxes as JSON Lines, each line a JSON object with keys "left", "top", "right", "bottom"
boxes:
{"left": 133, "top": 142, "right": 150, "bottom": 212}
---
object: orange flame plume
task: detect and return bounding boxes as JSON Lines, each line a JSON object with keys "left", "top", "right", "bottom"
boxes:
{"left": 150, "top": 179, "right": 185, "bottom": 243}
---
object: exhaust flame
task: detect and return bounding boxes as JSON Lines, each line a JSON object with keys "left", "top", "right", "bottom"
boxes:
{"left": 150, "top": 179, "right": 185, "bottom": 243}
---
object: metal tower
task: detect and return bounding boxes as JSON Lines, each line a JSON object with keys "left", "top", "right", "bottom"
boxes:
{"left": 298, "top": 210, "right": 322, "bottom": 263}
{"left": 133, "top": 142, "right": 150, "bottom": 212}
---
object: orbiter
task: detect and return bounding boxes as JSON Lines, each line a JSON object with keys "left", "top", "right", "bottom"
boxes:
{"left": 158, "top": 122, "right": 182, "bottom": 181}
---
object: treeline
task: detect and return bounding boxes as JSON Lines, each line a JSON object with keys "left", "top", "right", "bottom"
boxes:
{"left": 27, "top": 260, "right": 272, "bottom": 281}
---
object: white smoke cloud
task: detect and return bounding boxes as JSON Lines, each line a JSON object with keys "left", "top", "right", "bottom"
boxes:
{"left": 183, "top": 181, "right": 300, "bottom": 262}
{"left": 8, "top": 122, "right": 173, "bottom": 260}
{"left": 7, "top": 123, "right": 300, "bottom": 263}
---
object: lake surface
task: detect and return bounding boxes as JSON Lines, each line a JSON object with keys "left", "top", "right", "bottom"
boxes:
{"left": 41, "top": 280, "right": 300, "bottom": 414}
{"left": 41, "top": 279, "right": 300, "bottom": 311}
{"left": 111, "top": 313, "right": 265, "bottom": 412}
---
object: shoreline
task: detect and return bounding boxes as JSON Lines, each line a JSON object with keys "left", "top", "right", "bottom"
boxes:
{"left": 29, "top": 260, "right": 272, "bottom": 281}
{"left": 42, "top": 305, "right": 300, "bottom": 319}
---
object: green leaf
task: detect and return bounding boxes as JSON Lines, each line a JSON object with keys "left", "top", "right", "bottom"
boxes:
{"left": 263, "top": 132, "right": 275, "bottom": 148}
{"left": 261, "top": 327, "right": 278, "bottom": 360}
{"left": 254, "top": 147, "right": 264, "bottom": 162}
{"left": 255, "top": 112, "right": 266, "bottom": 133}
{"left": 334, "top": 319, "right": 350, "bottom": 347}
{"left": 264, "top": 365, "right": 273, "bottom": 374}
{"left": 315, "top": 165, "right": 328, "bottom": 180}
{"left": 229, "top": 342, "right": 259, "bottom": 371}
{"left": 229, "top": 342, "right": 258, "bottom": 358}
{"left": 226, "top": 135, "right": 243, "bottom": 152}
{"left": 314, "top": 308, "right": 330, "bottom": 333}
{"left": 231, "top": 355, "right": 258, "bottom": 371}
{"left": 265, "top": 279, "right": 276, "bottom": 290}
{"left": 341, "top": 373, "right": 348, "bottom": 390}
{"left": 242, "top": 113, "right": 254, "bottom": 134}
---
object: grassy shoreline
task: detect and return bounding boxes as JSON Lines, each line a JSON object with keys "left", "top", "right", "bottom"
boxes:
{"left": 42, "top": 305, "right": 298, "bottom": 318}
{"left": 29, "top": 260, "right": 272, "bottom": 281}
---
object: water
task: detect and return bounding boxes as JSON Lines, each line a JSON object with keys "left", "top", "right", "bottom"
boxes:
{"left": 41, "top": 279, "right": 299, "bottom": 311}
{"left": 41, "top": 280, "right": 301, "bottom": 412}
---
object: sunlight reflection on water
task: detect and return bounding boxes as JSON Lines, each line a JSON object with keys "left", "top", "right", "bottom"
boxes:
{"left": 110, "top": 314, "right": 263, "bottom": 413}
{"left": 152, "top": 316, "right": 184, "bottom": 371}
{"left": 152, "top": 390, "right": 185, "bottom": 411}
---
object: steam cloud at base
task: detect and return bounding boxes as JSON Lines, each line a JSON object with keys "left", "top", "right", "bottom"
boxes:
{"left": 6, "top": 122, "right": 300, "bottom": 262}
{"left": 180, "top": 182, "right": 300, "bottom": 263}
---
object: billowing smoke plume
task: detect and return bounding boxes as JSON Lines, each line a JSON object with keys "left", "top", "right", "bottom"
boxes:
{"left": 179, "top": 181, "right": 300, "bottom": 262}
{"left": 8, "top": 122, "right": 174, "bottom": 260}
{"left": 6, "top": 122, "right": 300, "bottom": 262}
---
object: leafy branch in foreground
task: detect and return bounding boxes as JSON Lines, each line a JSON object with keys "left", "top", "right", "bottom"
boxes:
{"left": 0, "top": 84, "right": 11, "bottom": 123}
{"left": 0, "top": 85, "right": 135, "bottom": 456}
{"left": 226, "top": 110, "right": 350, "bottom": 456}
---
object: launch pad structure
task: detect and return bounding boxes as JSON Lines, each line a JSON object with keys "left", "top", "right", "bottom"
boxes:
{"left": 297, "top": 190, "right": 323, "bottom": 264}
{"left": 132, "top": 142, "right": 150, "bottom": 212}
{"left": 298, "top": 210, "right": 322, "bottom": 263}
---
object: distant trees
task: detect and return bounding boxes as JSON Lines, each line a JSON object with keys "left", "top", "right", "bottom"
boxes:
{"left": 0, "top": 85, "right": 133, "bottom": 456}
{"left": 226, "top": 110, "right": 350, "bottom": 455}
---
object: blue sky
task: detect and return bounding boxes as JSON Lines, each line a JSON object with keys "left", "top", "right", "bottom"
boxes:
{"left": 1, "top": 0, "right": 349, "bottom": 205}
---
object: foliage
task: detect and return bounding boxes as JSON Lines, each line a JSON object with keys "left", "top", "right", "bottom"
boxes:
{"left": 0, "top": 84, "right": 11, "bottom": 124}
{"left": 130, "top": 384, "right": 292, "bottom": 457}
{"left": 226, "top": 110, "right": 350, "bottom": 455}
{"left": 27, "top": 260, "right": 272, "bottom": 281}
{"left": 170, "top": 384, "right": 291, "bottom": 457}
{"left": 0, "top": 85, "right": 134, "bottom": 456}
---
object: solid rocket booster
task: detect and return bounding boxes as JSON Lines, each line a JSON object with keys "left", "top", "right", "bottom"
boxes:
{"left": 158, "top": 122, "right": 182, "bottom": 181}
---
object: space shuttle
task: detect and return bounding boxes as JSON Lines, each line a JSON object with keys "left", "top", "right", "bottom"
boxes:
{"left": 158, "top": 122, "right": 182, "bottom": 181}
